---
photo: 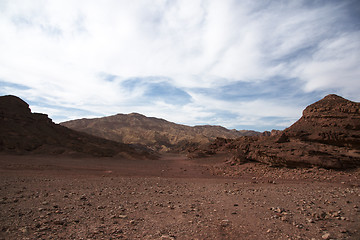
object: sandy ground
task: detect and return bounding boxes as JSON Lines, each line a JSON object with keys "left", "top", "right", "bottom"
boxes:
{"left": 0, "top": 154, "right": 359, "bottom": 240}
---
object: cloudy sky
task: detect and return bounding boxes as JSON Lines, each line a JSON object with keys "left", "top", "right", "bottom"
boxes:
{"left": 0, "top": 0, "right": 359, "bottom": 131}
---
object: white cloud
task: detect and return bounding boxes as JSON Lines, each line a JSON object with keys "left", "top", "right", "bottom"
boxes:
{"left": 295, "top": 32, "right": 360, "bottom": 97}
{"left": 0, "top": 0, "right": 359, "bottom": 130}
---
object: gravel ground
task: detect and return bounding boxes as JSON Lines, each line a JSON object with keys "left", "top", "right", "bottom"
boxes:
{"left": 0, "top": 154, "right": 359, "bottom": 240}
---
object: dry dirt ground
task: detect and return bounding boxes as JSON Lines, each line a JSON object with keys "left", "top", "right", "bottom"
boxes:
{"left": 0, "top": 154, "right": 359, "bottom": 240}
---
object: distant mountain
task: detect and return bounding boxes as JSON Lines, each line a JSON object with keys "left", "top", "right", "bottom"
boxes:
{"left": 0, "top": 95, "right": 153, "bottom": 158}
{"left": 190, "top": 94, "right": 360, "bottom": 169}
{"left": 61, "top": 113, "right": 259, "bottom": 152}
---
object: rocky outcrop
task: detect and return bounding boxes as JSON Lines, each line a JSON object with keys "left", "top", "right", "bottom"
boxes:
{"left": 0, "top": 95, "right": 153, "bottom": 158}
{"left": 285, "top": 94, "right": 360, "bottom": 148}
{"left": 189, "top": 94, "right": 360, "bottom": 169}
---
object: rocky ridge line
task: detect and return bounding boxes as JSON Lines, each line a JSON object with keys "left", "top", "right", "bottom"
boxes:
{"left": 190, "top": 94, "right": 360, "bottom": 169}
{"left": 61, "top": 112, "right": 259, "bottom": 152}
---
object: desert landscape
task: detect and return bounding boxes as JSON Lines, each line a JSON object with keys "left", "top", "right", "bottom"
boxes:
{"left": 1, "top": 1, "right": 359, "bottom": 239}
{"left": 0, "top": 94, "right": 359, "bottom": 240}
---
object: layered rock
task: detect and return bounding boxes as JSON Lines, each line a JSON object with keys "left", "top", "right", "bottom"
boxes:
{"left": 285, "top": 94, "right": 360, "bottom": 148}
{"left": 190, "top": 95, "right": 360, "bottom": 169}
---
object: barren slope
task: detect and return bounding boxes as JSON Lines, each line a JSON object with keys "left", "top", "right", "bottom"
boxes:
{"left": 61, "top": 113, "right": 259, "bottom": 152}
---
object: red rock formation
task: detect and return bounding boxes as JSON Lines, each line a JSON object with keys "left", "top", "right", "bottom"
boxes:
{"left": 189, "top": 94, "right": 360, "bottom": 169}
{"left": 285, "top": 94, "right": 360, "bottom": 148}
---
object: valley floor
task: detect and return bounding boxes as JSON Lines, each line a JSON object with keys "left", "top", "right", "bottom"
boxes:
{"left": 0, "top": 154, "right": 359, "bottom": 240}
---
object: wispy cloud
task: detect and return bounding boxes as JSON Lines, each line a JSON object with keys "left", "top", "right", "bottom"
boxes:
{"left": 0, "top": 0, "right": 359, "bottom": 130}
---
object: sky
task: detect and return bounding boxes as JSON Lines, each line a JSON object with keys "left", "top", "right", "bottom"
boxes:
{"left": 0, "top": 0, "right": 359, "bottom": 131}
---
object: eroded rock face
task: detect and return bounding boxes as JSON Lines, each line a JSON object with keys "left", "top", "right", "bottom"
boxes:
{"left": 286, "top": 94, "right": 360, "bottom": 148}
{"left": 0, "top": 95, "right": 152, "bottom": 158}
{"left": 189, "top": 95, "right": 360, "bottom": 169}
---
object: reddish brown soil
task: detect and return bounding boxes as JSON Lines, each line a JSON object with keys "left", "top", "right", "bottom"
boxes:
{"left": 1, "top": 154, "right": 359, "bottom": 240}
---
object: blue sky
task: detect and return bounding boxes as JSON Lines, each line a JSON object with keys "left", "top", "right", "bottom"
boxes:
{"left": 0, "top": 0, "right": 359, "bottom": 131}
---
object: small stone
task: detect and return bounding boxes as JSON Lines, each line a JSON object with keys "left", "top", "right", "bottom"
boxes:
{"left": 54, "top": 220, "right": 65, "bottom": 225}
{"left": 160, "top": 235, "right": 175, "bottom": 240}
{"left": 306, "top": 218, "right": 315, "bottom": 223}
{"left": 221, "top": 219, "right": 229, "bottom": 227}
{"left": 19, "top": 227, "right": 28, "bottom": 233}
{"left": 322, "top": 233, "right": 331, "bottom": 239}
{"left": 118, "top": 215, "right": 128, "bottom": 219}
{"left": 275, "top": 207, "right": 283, "bottom": 213}
{"left": 38, "top": 226, "right": 49, "bottom": 232}
{"left": 79, "top": 195, "right": 87, "bottom": 201}
{"left": 339, "top": 228, "right": 347, "bottom": 233}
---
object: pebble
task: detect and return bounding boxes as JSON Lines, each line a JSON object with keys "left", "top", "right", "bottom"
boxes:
{"left": 221, "top": 219, "right": 229, "bottom": 227}
{"left": 19, "top": 227, "right": 28, "bottom": 233}
{"left": 79, "top": 195, "right": 87, "bottom": 201}
{"left": 54, "top": 219, "right": 65, "bottom": 225}
{"left": 322, "top": 233, "right": 331, "bottom": 239}
{"left": 160, "top": 235, "right": 175, "bottom": 240}
{"left": 306, "top": 218, "right": 315, "bottom": 223}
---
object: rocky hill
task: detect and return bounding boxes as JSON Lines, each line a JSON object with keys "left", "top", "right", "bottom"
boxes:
{"left": 285, "top": 94, "right": 360, "bottom": 147}
{"left": 61, "top": 113, "right": 259, "bottom": 152}
{"left": 190, "top": 94, "right": 360, "bottom": 169}
{"left": 0, "top": 95, "right": 153, "bottom": 158}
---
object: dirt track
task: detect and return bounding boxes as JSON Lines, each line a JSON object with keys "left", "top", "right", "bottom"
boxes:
{"left": 0, "top": 154, "right": 359, "bottom": 240}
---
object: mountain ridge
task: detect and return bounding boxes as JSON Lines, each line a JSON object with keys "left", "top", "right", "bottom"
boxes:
{"left": 61, "top": 112, "right": 260, "bottom": 152}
